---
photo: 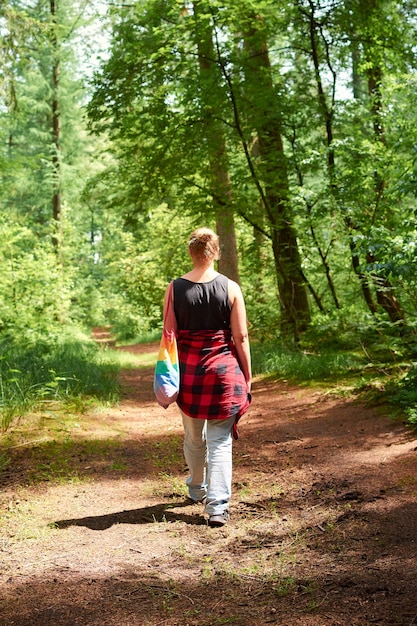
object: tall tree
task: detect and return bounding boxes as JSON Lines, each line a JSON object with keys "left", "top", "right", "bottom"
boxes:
{"left": 50, "top": 0, "right": 62, "bottom": 250}
{"left": 239, "top": 13, "right": 310, "bottom": 335}
{"left": 193, "top": 1, "right": 240, "bottom": 282}
{"left": 87, "top": 0, "right": 417, "bottom": 337}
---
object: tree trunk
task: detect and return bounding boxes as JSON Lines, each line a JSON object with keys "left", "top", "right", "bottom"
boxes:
{"left": 194, "top": 2, "right": 240, "bottom": 283}
{"left": 243, "top": 20, "right": 310, "bottom": 338}
{"left": 50, "top": 0, "right": 61, "bottom": 251}
{"left": 350, "top": 241, "right": 378, "bottom": 315}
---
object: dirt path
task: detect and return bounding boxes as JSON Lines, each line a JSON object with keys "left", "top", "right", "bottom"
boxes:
{"left": 1, "top": 341, "right": 417, "bottom": 625}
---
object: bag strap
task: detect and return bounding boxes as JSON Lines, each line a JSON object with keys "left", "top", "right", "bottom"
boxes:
{"left": 164, "top": 281, "right": 178, "bottom": 334}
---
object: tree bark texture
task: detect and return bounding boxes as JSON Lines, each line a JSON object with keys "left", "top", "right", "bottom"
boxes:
{"left": 243, "top": 19, "right": 310, "bottom": 337}
{"left": 50, "top": 0, "right": 61, "bottom": 251}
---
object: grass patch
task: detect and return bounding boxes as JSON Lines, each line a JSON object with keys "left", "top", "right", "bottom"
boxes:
{"left": 0, "top": 334, "right": 121, "bottom": 431}
{"left": 104, "top": 346, "right": 158, "bottom": 369}
{"left": 146, "top": 436, "right": 183, "bottom": 470}
{"left": 117, "top": 330, "right": 161, "bottom": 346}
{"left": 0, "top": 450, "right": 10, "bottom": 472}
{"left": 251, "top": 329, "right": 417, "bottom": 426}
{"left": 26, "top": 436, "right": 123, "bottom": 484}
{"left": 251, "top": 341, "right": 368, "bottom": 383}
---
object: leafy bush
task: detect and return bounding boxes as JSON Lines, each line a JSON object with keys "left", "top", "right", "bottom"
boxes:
{"left": 385, "top": 363, "right": 417, "bottom": 426}
{"left": 406, "top": 408, "right": 417, "bottom": 425}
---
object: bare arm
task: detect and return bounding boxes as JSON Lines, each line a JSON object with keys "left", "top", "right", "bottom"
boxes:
{"left": 229, "top": 280, "right": 252, "bottom": 391}
{"left": 162, "top": 284, "right": 170, "bottom": 320}
{"left": 162, "top": 282, "right": 177, "bottom": 332}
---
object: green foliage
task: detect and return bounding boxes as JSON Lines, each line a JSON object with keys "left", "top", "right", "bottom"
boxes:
{"left": 0, "top": 334, "right": 120, "bottom": 431}
{"left": 406, "top": 409, "right": 417, "bottom": 426}
{"left": 77, "top": 203, "right": 196, "bottom": 339}
{"left": 251, "top": 314, "right": 417, "bottom": 426}
{"left": 0, "top": 1, "right": 89, "bottom": 228}
{"left": 0, "top": 219, "right": 74, "bottom": 337}
{"left": 385, "top": 363, "right": 417, "bottom": 427}
{"left": 252, "top": 306, "right": 405, "bottom": 374}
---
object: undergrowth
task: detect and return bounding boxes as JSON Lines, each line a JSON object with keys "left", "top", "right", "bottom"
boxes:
{"left": 383, "top": 363, "right": 417, "bottom": 426}
{"left": 251, "top": 343, "right": 366, "bottom": 382}
{"left": 0, "top": 334, "right": 121, "bottom": 431}
{"left": 251, "top": 321, "right": 417, "bottom": 428}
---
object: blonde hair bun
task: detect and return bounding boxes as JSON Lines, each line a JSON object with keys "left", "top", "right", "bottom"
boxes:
{"left": 188, "top": 227, "right": 220, "bottom": 261}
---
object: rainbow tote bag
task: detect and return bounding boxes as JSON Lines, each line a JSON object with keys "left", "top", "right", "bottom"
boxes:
{"left": 153, "top": 283, "right": 179, "bottom": 408}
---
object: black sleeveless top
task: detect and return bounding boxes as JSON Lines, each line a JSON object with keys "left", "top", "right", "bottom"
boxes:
{"left": 173, "top": 275, "right": 231, "bottom": 331}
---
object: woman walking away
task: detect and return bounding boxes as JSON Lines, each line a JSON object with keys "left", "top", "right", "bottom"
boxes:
{"left": 163, "top": 227, "right": 252, "bottom": 527}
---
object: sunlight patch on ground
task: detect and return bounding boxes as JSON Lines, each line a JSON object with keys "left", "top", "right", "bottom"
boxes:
{"left": 338, "top": 438, "right": 417, "bottom": 467}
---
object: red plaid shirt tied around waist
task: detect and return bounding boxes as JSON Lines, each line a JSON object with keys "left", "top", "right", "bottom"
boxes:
{"left": 177, "top": 329, "right": 251, "bottom": 425}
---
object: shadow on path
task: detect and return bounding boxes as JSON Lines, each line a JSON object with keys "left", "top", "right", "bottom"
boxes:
{"left": 53, "top": 500, "right": 206, "bottom": 530}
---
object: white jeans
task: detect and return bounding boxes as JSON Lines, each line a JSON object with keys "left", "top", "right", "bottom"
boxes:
{"left": 181, "top": 412, "right": 235, "bottom": 516}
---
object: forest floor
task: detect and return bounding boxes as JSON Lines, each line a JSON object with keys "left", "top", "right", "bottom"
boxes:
{"left": 1, "top": 335, "right": 417, "bottom": 626}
